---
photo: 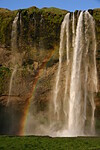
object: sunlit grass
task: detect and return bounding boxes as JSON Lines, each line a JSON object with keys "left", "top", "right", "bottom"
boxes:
{"left": 0, "top": 136, "right": 100, "bottom": 150}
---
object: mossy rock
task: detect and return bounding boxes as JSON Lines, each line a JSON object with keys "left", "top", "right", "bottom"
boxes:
{"left": 0, "top": 7, "right": 67, "bottom": 51}
{"left": 0, "top": 66, "right": 11, "bottom": 95}
{"left": 0, "top": 9, "right": 18, "bottom": 47}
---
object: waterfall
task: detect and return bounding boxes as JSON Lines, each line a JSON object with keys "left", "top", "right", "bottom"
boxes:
{"left": 7, "top": 66, "right": 17, "bottom": 104}
{"left": 50, "top": 11, "right": 98, "bottom": 137}
{"left": 52, "top": 13, "right": 70, "bottom": 121}
{"left": 72, "top": 12, "right": 75, "bottom": 48}
{"left": 11, "top": 13, "right": 19, "bottom": 52}
{"left": 63, "top": 13, "right": 70, "bottom": 124}
{"left": 68, "top": 11, "right": 85, "bottom": 135}
{"left": 85, "top": 11, "right": 98, "bottom": 133}
{"left": 24, "top": 11, "right": 98, "bottom": 137}
{"left": 7, "top": 13, "right": 19, "bottom": 105}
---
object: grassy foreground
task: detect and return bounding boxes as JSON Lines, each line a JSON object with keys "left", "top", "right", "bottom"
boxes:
{"left": 0, "top": 136, "right": 100, "bottom": 150}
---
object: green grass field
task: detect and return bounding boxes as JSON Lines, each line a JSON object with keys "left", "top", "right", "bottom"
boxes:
{"left": 0, "top": 136, "right": 100, "bottom": 150}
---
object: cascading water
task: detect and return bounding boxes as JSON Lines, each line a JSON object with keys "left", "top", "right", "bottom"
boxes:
{"left": 11, "top": 13, "right": 19, "bottom": 52}
{"left": 52, "top": 13, "right": 70, "bottom": 121}
{"left": 49, "top": 11, "right": 98, "bottom": 137}
{"left": 25, "top": 11, "right": 98, "bottom": 137}
{"left": 68, "top": 12, "right": 86, "bottom": 135}
{"left": 7, "top": 13, "right": 19, "bottom": 105}
{"left": 7, "top": 66, "right": 17, "bottom": 104}
{"left": 62, "top": 13, "right": 70, "bottom": 125}
{"left": 72, "top": 12, "right": 75, "bottom": 48}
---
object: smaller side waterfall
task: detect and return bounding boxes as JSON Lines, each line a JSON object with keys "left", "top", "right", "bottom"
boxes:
{"left": 7, "top": 66, "right": 17, "bottom": 104}
{"left": 11, "top": 13, "right": 19, "bottom": 52}
{"left": 7, "top": 13, "right": 19, "bottom": 105}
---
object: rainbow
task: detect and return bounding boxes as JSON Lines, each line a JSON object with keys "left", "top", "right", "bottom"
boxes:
{"left": 19, "top": 49, "right": 56, "bottom": 135}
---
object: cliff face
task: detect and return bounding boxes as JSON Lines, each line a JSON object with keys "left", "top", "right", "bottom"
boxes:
{"left": 0, "top": 7, "right": 100, "bottom": 135}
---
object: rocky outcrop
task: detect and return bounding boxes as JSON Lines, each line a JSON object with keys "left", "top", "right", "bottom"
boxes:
{"left": 0, "top": 7, "right": 100, "bottom": 135}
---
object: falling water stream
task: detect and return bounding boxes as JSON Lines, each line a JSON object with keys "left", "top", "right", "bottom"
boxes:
{"left": 49, "top": 11, "right": 98, "bottom": 137}
{"left": 52, "top": 13, "right": 70, "bottom": 119}
{"left": 11, "top": 13, "right": 19, "bottom": 51}
{"left": 72, "top": 12, "right": 75, "bottom": 48}
{"left": 25, "top": 11, "right": 98, "bottom": 137}
{"left": 7, "top": 66, "right": 17, "bottom": 104}
{"left": 7, "top": 13, "right": 19, "bottom": 105}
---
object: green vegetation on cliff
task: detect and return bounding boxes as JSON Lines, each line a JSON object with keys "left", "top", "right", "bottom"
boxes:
{"left": 0, "top": 7, "right": 67, "bottom": 50}
{"left": 93, "top": 9, "right": 100, "bottom": 48}
{"left": 0, "top": 9, "right": 18, "bottom": 47}
{"left": 20, "top": 7, "right": 67, "bottom": 50}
